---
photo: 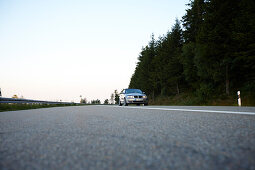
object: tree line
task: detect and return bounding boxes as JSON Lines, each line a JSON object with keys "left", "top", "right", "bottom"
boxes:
{"left": 129, "top": 0, "right": 255, "bottom": 103}
{"left": 80, "top": 90, "right": 120, "bottom": 105}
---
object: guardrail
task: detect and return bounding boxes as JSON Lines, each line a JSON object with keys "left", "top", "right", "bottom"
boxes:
{"left": 0, "top": 97, "right": 76, "bottom": 105}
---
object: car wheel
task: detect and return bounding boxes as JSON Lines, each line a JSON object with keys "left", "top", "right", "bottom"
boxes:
{"left": 119, "top": 100, "right": 122, "bottom": 106}
{"left": 144, "top": 103, "right": 148, "bottom": 106}
{"left": 136, "top": 104, "right": 140, "bottom": 106}
{"left": 124, "top": 98, "right": 128, "bottom": 106}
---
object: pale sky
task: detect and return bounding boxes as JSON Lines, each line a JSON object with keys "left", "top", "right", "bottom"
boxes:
{"left": 0, "top": 0, "right": 188, "bottom": 103}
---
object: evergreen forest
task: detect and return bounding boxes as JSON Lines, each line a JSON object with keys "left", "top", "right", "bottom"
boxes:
{"left": 129, "top": 0, "right": 255, "bottom": 105}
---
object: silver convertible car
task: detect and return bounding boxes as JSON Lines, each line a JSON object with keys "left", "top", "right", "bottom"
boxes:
{"left": 119, "top": 89, "right": 148, "bottom": 106}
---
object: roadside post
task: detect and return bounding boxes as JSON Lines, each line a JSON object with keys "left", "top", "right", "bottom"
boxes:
{"left": 237, "top": 91, "right": 241, "bottom": 106}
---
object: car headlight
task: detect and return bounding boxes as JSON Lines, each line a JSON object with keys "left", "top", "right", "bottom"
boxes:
{"left": 143, "top": 96, "right": 147, "bottom": 98}
{"left": 127, "top": 96, "right": 134, "bottom": 99}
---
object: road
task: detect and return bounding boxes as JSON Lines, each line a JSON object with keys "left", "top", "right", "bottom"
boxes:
{"left": 0, "top": 105, "right": 255, "bottom": 170}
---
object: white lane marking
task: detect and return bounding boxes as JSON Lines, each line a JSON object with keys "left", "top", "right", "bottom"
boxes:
{"left": 104, "top": 106, "right": 255, "bottom": 115}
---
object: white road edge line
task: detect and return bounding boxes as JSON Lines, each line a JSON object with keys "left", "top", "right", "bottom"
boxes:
{"left": 98, "top": 105, "right": 255, "bottom": 115}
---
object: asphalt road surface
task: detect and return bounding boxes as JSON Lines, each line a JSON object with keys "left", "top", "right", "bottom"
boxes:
{"left": 0, "top": 105, "right": 255, "bottom": 170}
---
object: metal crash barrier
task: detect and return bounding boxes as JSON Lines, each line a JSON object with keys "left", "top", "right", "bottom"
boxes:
{"left": 0, "top": 97, "right": 74, "bottom": 105}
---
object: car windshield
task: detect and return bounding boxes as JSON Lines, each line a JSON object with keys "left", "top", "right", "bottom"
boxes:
{"left": 125, "top": 89, "right": 142, "bottom": 94}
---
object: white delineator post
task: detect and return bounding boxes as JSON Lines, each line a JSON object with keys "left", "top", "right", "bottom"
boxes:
{"left": 237, "top": 91, "right": 241, "bottom": 107}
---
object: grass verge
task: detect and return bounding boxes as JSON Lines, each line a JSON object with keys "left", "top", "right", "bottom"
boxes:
{"left": 0, "top": 103, "right": 81, "bottom": 112}
{"left": 149, "top": 93, "right": 255, "bottom": 106}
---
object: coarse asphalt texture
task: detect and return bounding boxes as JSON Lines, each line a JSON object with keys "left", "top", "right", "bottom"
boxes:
{"left": 0, "top": 105, "right": 255, "bottom": 170}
